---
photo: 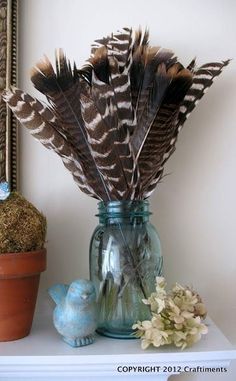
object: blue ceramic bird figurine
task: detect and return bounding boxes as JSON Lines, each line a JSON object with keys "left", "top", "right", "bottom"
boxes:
{"left": 48, "top": 279, "right": 97, "bottom": 347}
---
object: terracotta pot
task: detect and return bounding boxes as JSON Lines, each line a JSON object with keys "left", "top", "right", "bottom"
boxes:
{"left": 0, "top": 249, "right": 46, "bottom": 341}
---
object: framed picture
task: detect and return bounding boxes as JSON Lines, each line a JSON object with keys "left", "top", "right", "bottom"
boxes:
{"left": 0, "top": 0, "right": 17, "bottom": 190}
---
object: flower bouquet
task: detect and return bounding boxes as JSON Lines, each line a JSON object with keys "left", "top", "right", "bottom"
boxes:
{"left": 133, "top": 277, "right": 208, "bottom": 349}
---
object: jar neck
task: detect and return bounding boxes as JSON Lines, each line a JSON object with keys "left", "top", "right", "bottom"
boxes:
{"left": 97, "top": 200, "right": 151, "bottom": 225}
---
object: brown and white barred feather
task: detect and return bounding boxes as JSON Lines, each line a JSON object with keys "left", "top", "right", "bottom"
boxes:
{"left": 90, "top": 29, "right": 137, "bottom": 132}
{"left": 30, "top": 52, "right": 116, "bottom": 201}
{"left": 91, "top": 27, "right": 135, "bottom": 70}
{"left": 138, "top": 63, "right": 194, "bottom": 196}
{"left": 143, "top": 60, "right": 230, "bottom": 198}
{"left": 81, "top": 71, "right": 138, "bottom": 199}
{"left": 2, "top": 87, "right": 98, "bottom": 198}
{"left": 83, "top": 39, "right": 140, "bottom": 198}
{"left": 177, "top": 60, "right": 230, "bottom": 129}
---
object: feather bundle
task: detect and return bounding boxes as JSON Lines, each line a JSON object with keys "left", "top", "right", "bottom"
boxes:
{"left": 2, "top": 27, "right": 229, "bottom": 200}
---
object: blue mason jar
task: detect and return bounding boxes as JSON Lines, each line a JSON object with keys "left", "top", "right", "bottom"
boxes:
{"left": 89, "top": 200, "right": 163, "bottom": 339}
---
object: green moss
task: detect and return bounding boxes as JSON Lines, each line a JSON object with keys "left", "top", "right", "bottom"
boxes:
{"left": 0, "top": 192, "right": 47, "bottom": 254}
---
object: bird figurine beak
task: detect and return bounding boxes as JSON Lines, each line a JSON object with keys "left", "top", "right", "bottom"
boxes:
{"left": 81, "top": 293, "right": 89, "bottom": 300}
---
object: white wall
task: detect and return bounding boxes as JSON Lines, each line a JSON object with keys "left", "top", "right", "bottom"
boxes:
{"left": 19, "top": 1, "right": 236, "bottom": 379}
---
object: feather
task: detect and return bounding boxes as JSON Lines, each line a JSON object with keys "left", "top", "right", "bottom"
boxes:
{"left": 130, "top": 47, "right": 177, "bottom": 159}
{"left": 83, "top": 41, "right": 139, "bottom": 198}
{"left": 2, "top": 87, "right": 97, "bottom": 198}
{"left": 88, "top": 29, "right": 136, "bottom": 131}
{"left": 107, "top": 27, "right": 135, "bottom": 71}
{"left": 91, "top": 27, "right": 135, "bottom": 71}
{"left": 80, "top": 70, "right": 138, "bottom": 199}
{"left": 108, "top": 48, "right": 135, "bottom": 131}
{"left": 30, "top": 52, "right": 113, "bottom": 200}
{"left": 130, "top": 45, "right": 176, "bottom": 120}
{"left": 143, "top": 59, "right": 230, "bottom": 198}
{"left": 138, "top": 64, "right": 193, "bottom": 196}
{"left": 132, "top": 27, "right": 149, "bottom": 52}
{"left": 177, "top": 59, "right": 230, "bottom": 130}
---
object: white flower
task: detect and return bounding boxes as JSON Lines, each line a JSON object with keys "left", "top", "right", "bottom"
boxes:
{"left": 194, "top": 302, "right": 207, "bottom": 318}
{"left": 142, "top": 320, "right": 153, "bottom": 329}
{"left": 155, "top": 276, "right": 166, "bottom": 289}
{"left": 142, "top": 293, "right": 166, "bottom": 313}
{"left": 133, "top": 277, "right": 208, "bottom": 350}
{"left": 142, "top": 293, "right": 158, "bottom": 311}
{"left": 141, "top": 338, "right": 152, "bottom": 349}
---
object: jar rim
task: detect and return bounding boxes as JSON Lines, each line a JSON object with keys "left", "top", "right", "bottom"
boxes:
{"left": 96, "top": 200, "right": 151, "bottom": 218}
{"left": 98, "top": 199, "right": 149, "bottom": 206}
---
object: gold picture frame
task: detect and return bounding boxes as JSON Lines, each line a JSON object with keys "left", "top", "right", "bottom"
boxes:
{"left": 0, "top": 0, "right": 17, "bottom": 190}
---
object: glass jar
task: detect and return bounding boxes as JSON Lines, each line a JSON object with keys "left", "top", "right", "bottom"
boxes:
{"left": 89, "top": 200, "right": 163, "bottom": 339}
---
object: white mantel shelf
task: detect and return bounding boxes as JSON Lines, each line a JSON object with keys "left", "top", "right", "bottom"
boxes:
{"left": 0, "top": 316, "right": 235, "bottom": 381}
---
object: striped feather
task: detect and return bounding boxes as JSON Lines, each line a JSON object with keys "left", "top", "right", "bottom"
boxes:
{"left": 2, "top": 87, "right": 97, "bottom": 198}
{"left": 81, "top": 72, "right": 138, "bottom": 199}
{"left": 130, "top": 48, "right": 176, "bottom": 159}
{"left": 90, "top": 29, "right": 136, "bottom": 132}
{"left": 177, "top": 60, "right": 230, "bottom": 130}
{"left": 30, "top": 52, "right": 112, "bottom": 200}
{"left": 143, "top": 60, "right": 230, "bottom": 198}
{"left": 91, "top": 27, "right": 135, "bottom": 71}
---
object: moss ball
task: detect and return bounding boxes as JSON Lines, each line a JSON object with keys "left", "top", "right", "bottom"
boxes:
{"left": 0, "top": 192, "right": 47, "bottom": 254}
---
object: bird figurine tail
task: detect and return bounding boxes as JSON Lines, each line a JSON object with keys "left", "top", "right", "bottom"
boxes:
{"left": 48, "top": 284, "right": 69, "bottom": 305}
